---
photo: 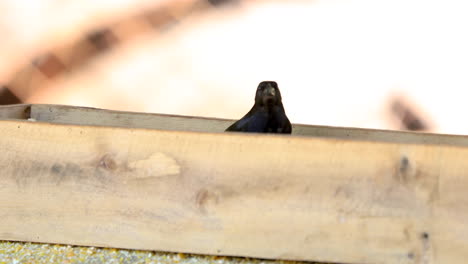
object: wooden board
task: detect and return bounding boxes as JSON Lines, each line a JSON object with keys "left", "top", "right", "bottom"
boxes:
{"left": 29, "top": 104, "right": 231, "bottom": 133}
{"left": 24, "top": 104, "right": 468, "bottom": 146}
{"left": 0, "top": 119, "right": 468, "bottom": 264}
{"left": 0, "top": 104, "right": 30, "bottom": 120}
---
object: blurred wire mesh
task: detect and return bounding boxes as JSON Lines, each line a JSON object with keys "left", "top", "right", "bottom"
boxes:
{"left": 2, "top": 0, "right": 468, "bottom": 133}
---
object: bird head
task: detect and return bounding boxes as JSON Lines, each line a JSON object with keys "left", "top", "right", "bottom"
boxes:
{"left": 255, "top": 81, "right": 282, "bottom": 106}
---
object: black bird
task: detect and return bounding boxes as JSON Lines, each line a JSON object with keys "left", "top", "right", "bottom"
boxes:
{"left": 225, "top": 81, "right": 292, "bottom": 134}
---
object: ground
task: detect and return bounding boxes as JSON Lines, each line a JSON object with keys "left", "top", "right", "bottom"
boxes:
{"left": 0, "top": 241, "right": 332, "bottom": 264}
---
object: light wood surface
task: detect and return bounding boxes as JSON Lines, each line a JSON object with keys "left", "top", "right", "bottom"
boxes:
{"left": 0, "top": 110, "right": 467, "bottom": 263}
{"left": 0, "top": 104, "right": 30, "bottom": 120}
{"left": 1, "top": 104, "right": 467, "bottom": 147}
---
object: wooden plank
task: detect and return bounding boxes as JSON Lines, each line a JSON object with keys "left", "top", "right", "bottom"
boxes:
{"left": 30, "top": 104, "right": 468, "bottom": 146}
{"left": 0, "top": 104, "right": 30, "bottom": 120}
{"left": 1, "top": 120, "right": 468, "bottom": 264}
{"left": 30, "top": 104, "right": 231, "bottom": 133}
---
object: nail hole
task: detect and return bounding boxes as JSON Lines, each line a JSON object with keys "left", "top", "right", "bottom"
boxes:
{"left": 421, "top": 232, "right": 429, "bottom": 240}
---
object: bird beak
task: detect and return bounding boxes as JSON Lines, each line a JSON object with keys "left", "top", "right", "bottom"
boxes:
{"left": 265, "top": 86, "right": 276, "bottom": 97}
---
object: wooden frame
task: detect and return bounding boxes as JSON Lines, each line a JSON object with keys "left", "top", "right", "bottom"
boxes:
{"left": 1, "top": 104, "right": 468, "bottom": 264}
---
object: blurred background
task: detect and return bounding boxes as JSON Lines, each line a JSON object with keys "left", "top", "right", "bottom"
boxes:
{"left": 1, "top": 0, "right": 468, "bottom": 134}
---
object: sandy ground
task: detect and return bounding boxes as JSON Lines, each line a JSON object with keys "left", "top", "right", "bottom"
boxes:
{"left": 0, "top": 241, "right": 331, "bottom": 264}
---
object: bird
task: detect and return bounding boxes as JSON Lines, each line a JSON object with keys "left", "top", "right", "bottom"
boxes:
{"left": 225, "top": 81, "right": 292, "bottom": 134}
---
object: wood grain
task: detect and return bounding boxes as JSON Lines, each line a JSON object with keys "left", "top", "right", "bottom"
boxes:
{"left": 0, "top": 104, "right": 30, "bottom": 119}
{"left": 0, "top": 119, "right": 467, "bottom": 264}
{"left": 28, "top": 104, "right": 468, "bottom": 146}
